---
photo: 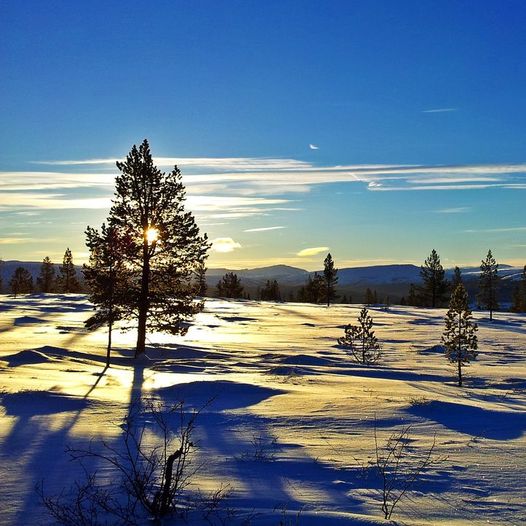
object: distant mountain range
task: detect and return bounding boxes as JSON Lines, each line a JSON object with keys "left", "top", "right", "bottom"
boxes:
{"left": 1, "top": 260, "right": 523, "bottom": 302}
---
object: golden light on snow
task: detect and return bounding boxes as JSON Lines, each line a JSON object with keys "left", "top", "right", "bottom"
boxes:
{"left": 145, "top": 227, "right": 159, "bottom": 244}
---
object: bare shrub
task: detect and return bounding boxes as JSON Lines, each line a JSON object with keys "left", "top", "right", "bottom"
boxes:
{"left": 373, "top": 424, "right": 442, "bottom": 520}
{"left": 38, "top": 398, "right": 201, "bottom": 525}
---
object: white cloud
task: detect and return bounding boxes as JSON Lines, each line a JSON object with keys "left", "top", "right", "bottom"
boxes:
{"left": 297, "top": 246, "right": 329, "bottom": 257}
{"left": 211, "top": 237, "right": 242, "bottom": 253}
{"left": 243, "top": 226, "right": 286, "bottom": 233}
{"left": 422, "top": 108, "right": 457, "bottom": 113}
{"left": 309, "top": 144, "right": 319, "bottom": 150}
{"left": 435, "top": 207, "right": 471, "bottom": 214}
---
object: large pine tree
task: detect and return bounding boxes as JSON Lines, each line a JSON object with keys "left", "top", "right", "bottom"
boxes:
{"left": 442, "top": 283, "right": 478, "bottom": 387}
{"left": 57, "top": 248, "right": 80, "bottom": 293}
{"left": 104, "top": 139, "right": 209, "bottom": 357}
{"left": 478, "top": 249, "right": 499, "bottom": 321}
{"left": 37, "top": 256, "right": 56, "bottom": 293}
{"left": 323, "top": 252, "right": 338, "bottom": 307}
{"left": 420, "top": 249, "right": 448, "bottom": 307}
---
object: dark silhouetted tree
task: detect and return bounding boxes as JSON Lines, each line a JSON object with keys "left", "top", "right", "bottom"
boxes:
{"left": 84, "top": 224, "right": 131, "bottom": 366}
{"left": 216, "top": 272, "right": 244, "bottom": 298}
{"left": 37, "top": 256, "right": 56, "bottom": 293}
{"left": 442, "top": 283, "right": 478, "bottom": 387}
{"left": 10, "top": 267, "right": 33, "bottom": 297}
{"left": 193, "top": 261, "right": 207, "bottom": 297}
{"left": 478, "top": 249, "right": 499, "bottom": 321}
{"left": 338, "top": 307, "right": 381, "bottom": 365}
{"left": 420, "top": 249, "right": 448, "bottom": 307}
{"left": 365, "top": 287, "right": 375, "bottom": 305}
{"left": 407, "top": 283, "right": 419, "bottom": 306}
{"left": 323, "top": 252, "right": 338, "bottom": 306}
{"left": 104, "top": 140, "right": 209, "bottom": 357}
{"left": 511, "top": 265, "right": 526, "bottom": 313}
{"left": 0, "top": 259, "right": 3, "bottom": 292}
{"left": 57, "top": 248, "right": 80, "bottom": 293}
{"left": 260, "top": 279, "right": 281, "bottom": 301}
{"left": 452, "top": 266, "right": 463, "bottom": 290}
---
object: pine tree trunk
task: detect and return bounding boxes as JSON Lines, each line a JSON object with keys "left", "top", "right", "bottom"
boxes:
{"left": 327, "top": 284, "right": 330, "bottom": 307}
{"left": 458, "top": 357, "right": 462, "bottom": 387}
{"left": 107, "top": 317, "right": 112, "bottom": 367}
{"left": 135, "top": 242, "right": 150, "bottom": 357}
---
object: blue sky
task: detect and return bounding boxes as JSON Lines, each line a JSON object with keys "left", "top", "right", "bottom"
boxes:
{"left": 1, "top": 1, "right": 525, "bottom": 269}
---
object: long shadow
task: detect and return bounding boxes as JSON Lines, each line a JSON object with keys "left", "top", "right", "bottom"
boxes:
{"left": 406, "top": 400, "right": 526, "bottom": 440}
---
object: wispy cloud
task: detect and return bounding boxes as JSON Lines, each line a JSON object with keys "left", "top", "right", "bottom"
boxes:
{"left": 464, "top": 226, "right": 526, "bottom": 233}
{"left": 243, "top": 226, "right": 286, "bottom": 233}
{"left": 211, "top": 237, "right": 242, "bottom": 253}
{"left": 435, "top": 207, "right": 471, "bottom": 214}
{"left": 309, "top": 144, "right": 319, "bottom": 150}
{"left": 422, "top": 108, "right": 457, "bottom": 113}
{"left": 297, "top": 246, "right": 329, "bottom": 257}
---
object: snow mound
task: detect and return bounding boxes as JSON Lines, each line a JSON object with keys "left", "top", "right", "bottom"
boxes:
{"left": 0, "top": 390, "right": 93, "bottom": 416}
{"left": 2, "top": 349, "right": 52, "bottom": 366}
{"left": 155, "top": 380, "right": 285, "bottom": 410}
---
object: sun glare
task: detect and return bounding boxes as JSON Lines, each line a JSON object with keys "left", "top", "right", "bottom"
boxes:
{"left": 145, "top": 227, "right": 159, "bottom": 244}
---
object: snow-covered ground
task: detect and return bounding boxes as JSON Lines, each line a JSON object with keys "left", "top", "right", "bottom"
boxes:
{"left": 1, "top": 294, "right": 525, "bottom": 525}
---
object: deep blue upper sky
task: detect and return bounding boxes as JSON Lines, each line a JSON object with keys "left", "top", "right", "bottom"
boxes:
{"left": 1, "top": 1, "right": 526, "bottom": 268}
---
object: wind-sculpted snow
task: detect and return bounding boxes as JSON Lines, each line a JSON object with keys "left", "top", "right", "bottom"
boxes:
{"left": 0, "top": 294, "right": 525, "bottom": 525}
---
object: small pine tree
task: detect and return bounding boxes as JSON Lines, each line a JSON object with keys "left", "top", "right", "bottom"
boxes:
{"left": 260, "top": 279, "right": 281, "bottom": 301}
{"left": 305, "top": 273, "right": 325, "bottom": 304}
{"left": 10, "top": 267, "right": 33, "bottom": 297}
{"left": 37, "top": 256, "right": 56, "bottom": 293}
{"left": 442, "top": 283, "right": 478, "bottom": 387}
{"left": 338, "top": 307, "right": 381, "bottom": 365}
{"left": 365, "top": 287, "right": 375, "bottom": 305}
{"left": 407, "top": 283, "right": 419, "bottom": 306}
{"left": 420, "top": 249, "right": 449, "bottom": 307}
{"left": 478, "top": 249, "right": 499, "bottom": 321}
{"left": 323, "top": 252, "right": 338, "bottom": 307}
{"left": 452, "top": 266, "right": 463, "bottom": 290}
{"left": 193, "top": 261, "right": 207, "bottom": 297}
{"left": 216, "top": 272, "right": 244, "bottom": 298}
{"left": 57, "top": 248, "right": 80, "bottom": 293}
{"left": 341, "top": 294, "right": 348, "bottom": 304}
{"left": 84, "top": 224, "right": 131, "bottom": 366}
{"left": 510, "top": 265, "right": 526, "bottom": 313}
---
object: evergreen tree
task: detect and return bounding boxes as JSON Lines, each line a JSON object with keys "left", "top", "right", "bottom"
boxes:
{"left": 37, "top": 256, "right": 56, "bottom": 293}
{"left": 105, "top": 139, "right": 209, "bottom": 357}
{"left": 84, "top": 224, "right": 131, "bottom": 366}
{"left": 478, "top": 249, "right": 499, "bottom": 321}
{"left": 216, "top": 272, "right": 244, "bottom": 298}
{"left": 304, "top": 273, "right": 325, "bottom": 304}
{"left": 260, "top": 279, "right": 281, "bottom": 301}
{"left": 57, "top": 248, "right": 80, "bottom": 292}
{"left": 452, "top": 266, "right": 463, "bottom": 290}
{"left": 341, "top": 294, "right": 348, "bottom": 304}
{"left": 420, "top": 249, "right": 448, "bottom": 307}
{"left": 10, "top": 267, "right": 33, "bottom": 297}
{"left": 400, "top": 296, "right": 406, "bottom": 305}
{"left": 193, "top": 261, "right": 207, "bottom": 297}
{"left": 407, "top": 283, "right": 419, "bottom": 306}
{"left": 442, "top": 283, "right": 478, "bottom": 387}
{"left": 510, "top": 265, "right": 526, "bottom": 313}
{"left": 323, "top": 252, "right": 338, "bottom": 306}
{"left": 365, "top": 287, "right": 375, "bottom": 305}
{"left": 338, "top": 307, "right": 381, "bottom": 365}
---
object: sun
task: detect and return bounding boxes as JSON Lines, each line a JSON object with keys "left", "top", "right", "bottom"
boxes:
{"left": 145, "top": 227, "right": 159, "bottom": 244}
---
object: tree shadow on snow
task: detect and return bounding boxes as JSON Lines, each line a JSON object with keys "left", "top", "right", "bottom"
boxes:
{"left": 406, "top": 400, "right": 526, "bottom": 440}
